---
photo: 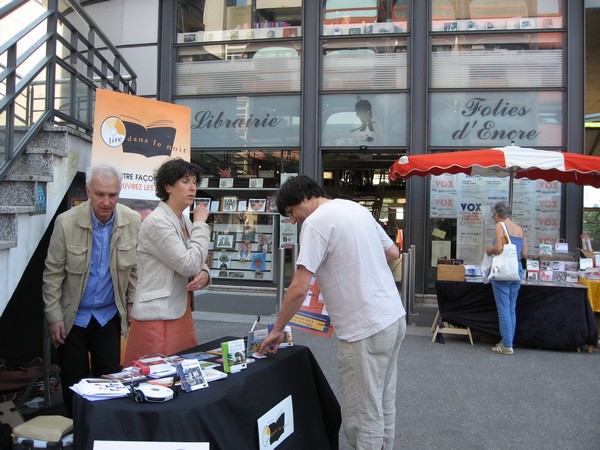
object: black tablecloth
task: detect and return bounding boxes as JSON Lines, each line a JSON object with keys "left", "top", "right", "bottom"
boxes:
{"left": 73, "top": 337, "right": 341, "bottom": 450}
{"left": 435, "top": 281, "right": 598, "bottom": 351}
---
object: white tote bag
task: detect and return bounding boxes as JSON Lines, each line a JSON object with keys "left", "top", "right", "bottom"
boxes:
{"left": 485, "top": 222, "right": 521, "bottom": 282}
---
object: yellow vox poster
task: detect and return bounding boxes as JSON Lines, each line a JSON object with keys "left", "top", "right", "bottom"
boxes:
{"left": 91, "top": 89, "right": 191, "bottom": 201}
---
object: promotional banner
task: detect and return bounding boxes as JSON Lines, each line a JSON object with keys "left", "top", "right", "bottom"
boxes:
{"left": 92, "top": 89, "right": 192, "bottom": 202}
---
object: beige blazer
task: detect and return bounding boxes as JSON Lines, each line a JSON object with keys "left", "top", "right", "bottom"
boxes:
{"left": 132, "top": 201, "right": 210, "bottom": 321}
{"left": 42, "top": 201, "right": 141, "bottom": 341}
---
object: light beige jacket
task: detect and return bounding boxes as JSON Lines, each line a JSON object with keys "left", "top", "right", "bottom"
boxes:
{"left": 132, "top": 201, "right": 211, "bottom": 321}
{"left": 42, "top": 201, "right": 141, "bottom": 341}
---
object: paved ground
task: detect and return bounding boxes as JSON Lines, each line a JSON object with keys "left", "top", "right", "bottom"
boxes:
{"left": 28, "top": 293, "right": 598, "bottom": 450}
{"left": 193, "top": 300, "right": 600, "bottom": 450}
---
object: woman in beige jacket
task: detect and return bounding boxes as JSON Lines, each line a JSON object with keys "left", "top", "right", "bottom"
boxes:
{"left": 124, "top": 158, "right": 211, "bottom": 364}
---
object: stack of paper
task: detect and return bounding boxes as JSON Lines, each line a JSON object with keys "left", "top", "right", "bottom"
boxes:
{"left": 70, "top": 378, "right": 130, "bottom": 401}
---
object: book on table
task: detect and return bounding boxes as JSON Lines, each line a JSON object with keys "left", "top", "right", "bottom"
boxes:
{"left": 102, "top": 369, "right": 147, "bottom": 384}
{"left": 179, "top": 351, "right": 217, "bottom": 361}
{"left": 247, "top": 328, "right": 269, "bottom": 355}
{"left": 175, "top": 359, "right": 208, "bottom": 392}
{"left": 247, "top": 325, "right": 293, "bottom": 356}
{"left": 267, "top": 324, "right": 294, "bottom": 348}
{"left": 221, "top": 338, "right": 247, "bottom": 373}
{"left": 201, "top": 367, "right": 228, "bottom": 382}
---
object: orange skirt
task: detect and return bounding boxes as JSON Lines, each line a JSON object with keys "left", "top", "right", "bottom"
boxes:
{"left": 124, "top": 304, "right": 197, "bottom": 366}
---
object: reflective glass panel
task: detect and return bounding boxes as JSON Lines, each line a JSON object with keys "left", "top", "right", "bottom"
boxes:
{"left": 429, "top": 91, "right": 563, "bottom": 147}
{"left": 322, "top": 38, "right": 408, "bottom": 90}
{"left": 177, "top": 0, "right": 302, "bottom": 42}
{"left": 431, "top": 33, "right": 563, "bottom": 89}
{"left": 177, "top": 96, "right": 301, "bottom": 148}
{"left": 176, "top": 43, "right": 301, "bottom": 95}
{"left": 431, "top": 0, "right": 564, "bottom": 31}
{"left": 192, "top": 149, "right": 299, "bottom": 185}
{"left": 322, "top": 0, "right": 409, "bottom": 35}
{"left": 321, "top": 93, "right": 408, "bottom": 146}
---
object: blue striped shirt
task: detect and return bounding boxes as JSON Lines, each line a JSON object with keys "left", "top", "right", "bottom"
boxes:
{"left": 74, "top": 210, "right": 118, "bottom": 328}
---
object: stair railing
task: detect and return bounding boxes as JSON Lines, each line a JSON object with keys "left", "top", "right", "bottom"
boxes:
{"left": 0, "top": 0, "right": 137, "bottom": 181}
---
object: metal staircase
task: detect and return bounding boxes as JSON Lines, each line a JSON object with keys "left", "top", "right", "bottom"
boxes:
{"left": 0, "top": 0, "right": 137, "bottom": 314}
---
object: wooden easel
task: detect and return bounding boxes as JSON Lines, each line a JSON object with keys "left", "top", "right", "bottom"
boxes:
{"left": 431, "top": 310, "right": 474, "bottom": 345}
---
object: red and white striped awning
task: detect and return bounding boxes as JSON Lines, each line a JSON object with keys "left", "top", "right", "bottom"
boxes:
{"left": 390, "top": 145, "right": 600, "bottom": 188}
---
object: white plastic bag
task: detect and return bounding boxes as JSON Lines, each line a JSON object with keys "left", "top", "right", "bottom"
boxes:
{"left": 481, "top": 253, "right": 493, "bottom": 283}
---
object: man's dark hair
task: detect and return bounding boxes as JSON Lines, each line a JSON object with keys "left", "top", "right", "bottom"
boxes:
{"left": 275, "top": 175, "right": 327, "bottom": 216}
{"left": 155, "top": 158, "right": 202, "bottom": 201}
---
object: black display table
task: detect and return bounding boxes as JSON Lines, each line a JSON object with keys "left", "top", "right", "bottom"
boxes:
{"left": 72, "top": 337, "right": 341, "bottom": 450}
{"left": 435, "top": 281, "right": 598, "bottom": 351}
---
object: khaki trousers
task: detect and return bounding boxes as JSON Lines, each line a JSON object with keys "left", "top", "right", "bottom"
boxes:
{"left": 338, "top": 316, "right": 406, "bottom": 450}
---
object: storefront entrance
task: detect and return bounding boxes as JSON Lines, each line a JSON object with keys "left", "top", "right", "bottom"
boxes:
{"left": 322, "top": 151, "right": 406, "bottom": 249}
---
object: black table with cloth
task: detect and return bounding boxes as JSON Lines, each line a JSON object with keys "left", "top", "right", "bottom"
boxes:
{"left": 72, "top": 337, "right": 341, "bottom": 450}
{"left": 435, "top": 281, "right": 598, "bottom": 351}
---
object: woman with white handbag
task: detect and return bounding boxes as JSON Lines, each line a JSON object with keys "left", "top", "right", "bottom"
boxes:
{"left": 485, "top": 201, "right": 528, "bottom": 356}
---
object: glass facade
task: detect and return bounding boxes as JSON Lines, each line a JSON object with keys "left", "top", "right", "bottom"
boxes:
{"left": 171, "top": 0, "right": 578, "bottom": 293}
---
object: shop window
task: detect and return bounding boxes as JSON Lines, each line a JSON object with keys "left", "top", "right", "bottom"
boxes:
{"left": 432, "top": 0, "right": 456, "bottom": 21}
{"left": 190, "top": 149, "right": 300, "bottom": 284}
{"left": 430, "top": 33, "right": 563, "bottom": 89}
{"left": 322, "top": 0, "right": 409, "bottom": 35}
{"left": 177, "top": 0, "right": 301, "bottom": 43}
{"left": 175, "top": 43, "right": 301, "bottom": 96}
{"left": 323, "top": 0, "right": 378, "bottom": 24}
{"left": 429, "top": 91, "right": 564, "bottom": 147}
{"left": 322, "top": 37, "right": 408, "bottom": 91}
{"left": 321, "top": 93, "right": 408, "bottom": 147}
{"left": 177, "top": 96, "right": 301, "bottom": 148}
{"left": 431, "top": 0, "right": 564, "bottom": 31}
{"left": 469, "top": 0, "right": 529, "bottom": 19}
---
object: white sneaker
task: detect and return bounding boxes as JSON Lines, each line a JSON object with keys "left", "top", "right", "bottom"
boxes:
{"left": 492, "top": 343, "right": 514, "bottom": 355}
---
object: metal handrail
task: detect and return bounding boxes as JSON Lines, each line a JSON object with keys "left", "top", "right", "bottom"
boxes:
{"left": 0, "top": 0, "right": 137, "bottom": 180}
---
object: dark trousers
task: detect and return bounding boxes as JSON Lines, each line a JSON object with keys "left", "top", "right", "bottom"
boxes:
{"left": 58, "top": 314, "right": 121, "bottom": 417}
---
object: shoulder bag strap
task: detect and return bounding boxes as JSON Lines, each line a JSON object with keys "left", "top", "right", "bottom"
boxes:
{"left": 499, "top": 222, "right": 512, "bottom": 245}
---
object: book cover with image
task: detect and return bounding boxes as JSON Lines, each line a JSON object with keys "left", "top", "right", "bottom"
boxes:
{"left": 247, "top": 328, "right": 269, "bottom": 355}
{"left": 175, "top": 359, "right": 208, "bottom": 392}
{"left": 221, "top": 338, "right": 247, "bottom": 373}
{"left": 268, "top": 324, "right": 294, "bottom": 348}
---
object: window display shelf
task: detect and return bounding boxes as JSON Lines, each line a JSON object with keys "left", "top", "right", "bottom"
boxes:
{"left": 197, "top": 187, "right": 278, "bottom": 283}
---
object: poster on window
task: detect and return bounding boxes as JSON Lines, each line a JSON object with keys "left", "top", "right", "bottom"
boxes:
{"left": 430, "top": 173, "right": 561, "bottom": 264}
{"left": 430, "top": 174, "right": 458, "bottom": 218}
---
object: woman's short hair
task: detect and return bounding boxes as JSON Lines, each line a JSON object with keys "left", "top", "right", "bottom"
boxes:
{"left": 154, "top": 158, "right": 202, "bottom": 201}
{"left": 493, "top": 201, "right": 512, "bottom": 219}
